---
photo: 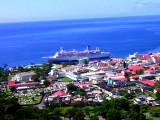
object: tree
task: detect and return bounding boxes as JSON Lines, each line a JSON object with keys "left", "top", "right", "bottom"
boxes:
{"left": 125, "top": 111, "right": 146, "bottom": 120}
{"left": 10, "top": 86, "right": 16, "bottom": 93}
{"left": 3, "top": 64, "right": 8, "bottom": 69}
{"left": 106, "top": 108, "right": 121, "bottom": 120}
{"left": 156, "top": 90, "right": 160, "bottom": 100}
{"left": 76, "top": 88, "right": 86, "bottom": 96}
{"left": 0, "top": 93, "right": 21, "bottom": 120}
{"left": 44, "top": 80, "right": 50, "bottom": 87}
{"left": 155, "top": 81, "right": 160, "bottom": 88}
{"left": 124, "top": 72, "right": 131, "bottom": 82}
{"left": 31, "top": 74, "right": 40, "bottom": 82}
{"left": 67, "top": 83, "right": 78, "bottom": 91}
{"left": 73, "top": 110, "right": 85, "bottom": 120}
{"left": 17, "top": 107, "right": 44, "bottom": 120}
{"left": 122, "top": 93, "right": 134, "bottom": 99}
{"left": 131, "top": 104, "right": 140, "bottom": 113}
{"left": 135, "top": 69, "right": 144, "bottom": 75}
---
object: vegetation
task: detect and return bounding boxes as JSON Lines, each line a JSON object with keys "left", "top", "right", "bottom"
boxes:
{"left": 0, "top": 66, "right": 9, "bottom": 82}
{"left": 60, "top": 77, "right": 72, "bottom": 82}
{"left": 156, "top": 90, "right": 160, "bottom": 100}
{"left": 67, "top": 83, "right": 86, "bottom": 96}
{"left": 135, "top": 69, "right": 145, "bottom": 75}
{"left": 62, "top": 62, "right": 75, "bottom": 67}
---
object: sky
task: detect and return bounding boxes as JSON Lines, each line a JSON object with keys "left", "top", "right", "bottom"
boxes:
{"left": 0, "top": 0, "right": 160, "bottom": 23}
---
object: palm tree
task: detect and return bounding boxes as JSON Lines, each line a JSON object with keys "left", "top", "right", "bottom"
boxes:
{"left": 3, "top": 64, "right": 8, "bottom": 69}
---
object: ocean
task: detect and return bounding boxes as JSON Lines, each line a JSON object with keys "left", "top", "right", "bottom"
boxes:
{"left": 0, "top": 15, "right": 160, "bottom": 68}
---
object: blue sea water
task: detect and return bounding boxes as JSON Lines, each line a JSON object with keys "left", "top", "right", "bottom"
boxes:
{"left": 1, "top": 15, "right": 160, "bottom": 67}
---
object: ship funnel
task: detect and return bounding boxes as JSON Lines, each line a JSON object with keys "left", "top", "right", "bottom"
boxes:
{"left": 87, "top": 45, "right": 90, "bottom": 51}
{"left": 60, "top": 47, "right": 63, "bottom": 53}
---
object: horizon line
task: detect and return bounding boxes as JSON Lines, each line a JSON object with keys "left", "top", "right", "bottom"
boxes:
{"left": 0, "top": 14, "right": 160, "bottom": 24}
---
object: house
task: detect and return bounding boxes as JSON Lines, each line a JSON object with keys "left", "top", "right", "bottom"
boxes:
{"left": 149, "top": 64, "right": 159, "bottom": 69}
{"left": 144, "top": 69, "right": 156, "bottom": 74}
{"left": 146, "top": 97, "right": 155, "bottom": 104}
{"left": 152, "top": 56, "right": 160, "bottom": 64}
{"left": 12, "top": 72, "right": 35, "bottom": 81}
{"left": 54, "top": 91, "right": 67, "bottom": 97}
{"left": 61, "top": 66, "right": 76, "bottom": 72}
{"left": 129, "top": 65, "right": 144, "bottom": 71}
{"left": 8, "top": 81, "right": 39, "bottom": 88}
{"left": 130, "top": 75, "right": 139, "bottom": 80}
{"left": 65, "top": 72, "right": 82, "bottom": 81}
{"left": 140, "top": 79, "right": 156, "bottom": 86}
{"left": 140, "top": 74, "right": 155, "bottom": 80}
{"left": 154, "top": 88, "right": 160, "bottom": 94}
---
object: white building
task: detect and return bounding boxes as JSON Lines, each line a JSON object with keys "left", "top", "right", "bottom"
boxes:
{"left": 12, "top": 72, "right": 35, "bottom": 81}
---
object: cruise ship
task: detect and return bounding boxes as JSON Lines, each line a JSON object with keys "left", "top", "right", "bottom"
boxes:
{"left": 42, "top": 46, "right": 111, "bottom": 62}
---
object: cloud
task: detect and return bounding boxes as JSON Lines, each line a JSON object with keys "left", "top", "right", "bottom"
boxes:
{"left": 135, "top": 2, "right": 160, "bottom": 8}
{"left": 136, "top": 3, "right": 144, "bottom": 8}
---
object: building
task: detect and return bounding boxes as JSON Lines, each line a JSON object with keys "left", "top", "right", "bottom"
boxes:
{"left": 79, "top": 57, "right": 89, "bottom": 65}
{"left": 12, "top": 72, "right": 35, "bottom": 81}
{"left": 65, "top": 72, "right": 82, "bottom": 81}
{"left": 8, "top": 81, "right": 39, "bottom": 88}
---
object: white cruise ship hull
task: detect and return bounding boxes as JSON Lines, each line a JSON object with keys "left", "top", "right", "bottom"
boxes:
{"left": 43, "top": 52, "right": 110, "bottom": 62}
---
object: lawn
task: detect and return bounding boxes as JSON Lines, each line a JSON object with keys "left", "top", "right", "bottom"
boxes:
{"left": 145, "top": 91, "right": 156, "bottom": 98}
{"left": 147, "top": 116, "right": 160, "bottom": 120}
{"left": 60, "top": 77, "right": 72, "bottom": 82}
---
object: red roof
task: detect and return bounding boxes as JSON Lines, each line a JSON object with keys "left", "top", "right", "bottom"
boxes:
{"left": 131, "top": 71, "right": 136, "bottom": 74}
{"left": 131, "top": 75, "right": 139, "bottom": 78}
{"left": 154, "top": 57, "right": 160, "bottom": 60}
{"left": 141, "top": 79, "right": 156, "bottom": 86}
{"left": 129, "top": 65, "right": 144, "bottom": 71}
{"left": 54, "top": 91, "right": 67, "bottom": 96}
{"left": 142, "top": 54, "right": 149, "bottom": 56}
{"left": 91, "top": 60, "right": 99, "bottom": 63}
{"left": 144, "top": 69, "right": 155, "bottom": 73}
{"left": 118, "top": 78, "right": 126, "bottom": 80}
{"left": 8, "top": 81, "right": 40, "bottom": 87}
{"left": 117, "top": 73, "right": 124, "bottom": 76}
{"left": 80, "top": 84, "right": 87, "bottom": 87}
{"left": 139, "top": 56, "right": 151, "bottom": 60}
{"left": 8, "top": 81, "right": 15, "bottom": 86}
{"left": 81, "top": 68, "right": 87, "bottom": 71}
{"left": 99, "top": 64, "right": 106, "bottom": 67}
{"left": 150, "top": 64, "right": 159, "bottom": 68}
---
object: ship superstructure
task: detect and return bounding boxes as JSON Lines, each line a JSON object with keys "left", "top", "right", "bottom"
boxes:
{"left": 42, "top": 46, "right": 110, "bottom": 62}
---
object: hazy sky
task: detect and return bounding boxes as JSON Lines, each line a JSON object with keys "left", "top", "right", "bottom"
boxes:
{"left": 0, "top": 0, "right": 160, "bottom": 23}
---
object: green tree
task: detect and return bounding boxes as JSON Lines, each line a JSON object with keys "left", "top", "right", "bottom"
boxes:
{"left": 131, "top": 104, "right": 140, "bottom": 113}
{"left": 67, "top": 83, "right": 78, "bottom": 91}
{"left": 124, "top": 72, "right": 131, "bottom": 82}
{"left": 76, "top": 88, "right": 86, "bottom": 96}
{"left": 10, "top": 86, "right": 16, "bottom": 93}
{"left": 135, "top": 69, "right": 144, "bottom": 75}
{"left": 156, "top": 90, "right": 160, "bottom": 100}
{"left": 31, "top": 74, "right": 40, "bottom": 82}
{"left": 155, "top": 81, "right": 160, "bottom": 88}
{"left": 44, "top": 80, "right": 51, "bottom": 87}
{"left": 0, "top": 93, "right": 21, "bottom": 120}
{"left": 106, "top": 108, "right": 121, "bottom": 120}
{"left": 125, "top": 111, "right": 146, "bottom": 120}
{"left": 73, "top": 110, "right": 85, "bottom": 120}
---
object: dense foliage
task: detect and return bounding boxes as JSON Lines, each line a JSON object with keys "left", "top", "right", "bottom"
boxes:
{"left": 0, "top": 92, "right": 148, "bottom": 120}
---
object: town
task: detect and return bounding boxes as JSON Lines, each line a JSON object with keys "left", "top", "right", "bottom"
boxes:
{"left": 1, "top": 52, "right": 160, "bottom": 120}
